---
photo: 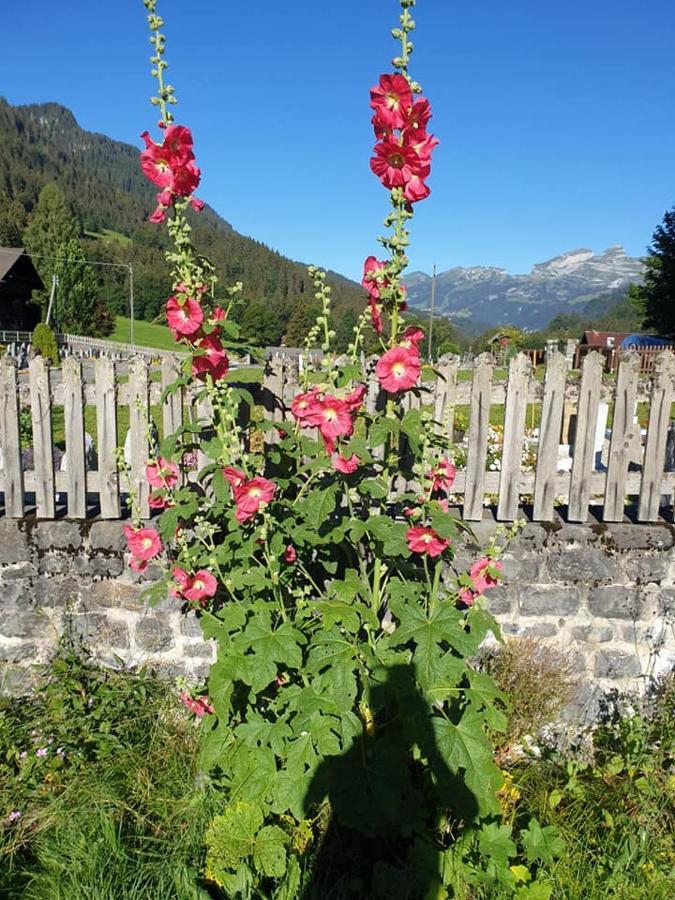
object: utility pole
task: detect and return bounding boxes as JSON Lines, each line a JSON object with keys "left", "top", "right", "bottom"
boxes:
{"left": 427, "top": 263, "right": 436, "bottom": 362}
{"left": 45, "top": 274, "right": 58, "bottom": 327}
{"left": 128, "top": 264, "right": 135, "bottom": 345}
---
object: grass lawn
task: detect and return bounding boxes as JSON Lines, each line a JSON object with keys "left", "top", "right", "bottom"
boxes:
{"left": 110, "top": 316, "right": 179, "bottom": 351}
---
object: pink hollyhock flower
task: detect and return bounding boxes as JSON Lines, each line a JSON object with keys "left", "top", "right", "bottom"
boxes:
{"left": 362, "top": 256, "right": 388, "bottom": 300}
{"left": 408, "top": 132, "right": 440, "bottom": 164}
{"left": 290, "top": 387, "right": 320, "bottom": 421}
{"left": 129, "top": 556, "right": 149, "bottom": 574}
{"left": 192, "top": 334, "right": 229, "bottom": 381}
{"left": 223, "top": 466, "right": 246, "bottom": 489}
{"left": 146, "top": 457, "right": 180, "bottom": 490}
{"left": 166, "top": 295, "right": 204, "bottom": 337}
{"left": 369, "top": 299, "right": 384, "bottom": 335}
{"left": 123, "top": 526, "right": 162, "bottom": 561}
{"left": 458, "top": 588, "right": 475, "bottom": 607}
{"left": 148, "top": 205, "right": 167, "bottom": 224}
{"left": 140, "top": 133, "right": 176, "bottom": 188}
{"left": 370, "top": 139, "right": 423, "bottom": 189}
{"left": 344, "top": 383, "right": 366, "bottom": 413}
{"left": 234, "top": 477, "right": 276, "bottom": 523}
{"left": 305, "top": 396, "right": 354, "bottom": 441}
{"left": 171, "top": 566, "right": 191, "bottom": 597}
{"left": 190, "top": 197, "right": 205, "bottom": 212}
{"left": 404, "top": 98, "right": 433, "bottom": 136}
{"left": 469, "top": 558, "right": 503, "bottom": 595}
{"left": 370, "top": 73, "right": 413, "bottom": 130}
{"left": 184, "top": 570, "right": 218, "bottom": 603}
{"left": 171, "top": 160, "right": 201, "bottom": 197}
{"left": 404, "top": 170, "right": 431, "bottom": 203}
{"left": 283, "top": 545, "right": 297, "bottom": 563}
{"left": 160, "top": 124, "right": 196, "bottom": 165}
{"left": 430, "top": 458, "right": 457, "bottom": 493}
{"left": 375, "top": 346, "right": 421, "bottom": 393}
{"left": 180, "top": 692, "right": 214, "bottom": 718}
{"left": 211, "top": 306, "right": 227, "bottom": 322}
{"left": 371, "top": 113, "right": 394, "bottom": 141}
{"left": 406, "top": 526, "right": 449, "bottom": 558}
{"left": 401, "top": 326, "right": 425, "bottom": 349}
{"left": 148, "top": 492, "right": 172, "bottom": 510}
{"left": 332, "top": 453, "right": 360, "bottom": 474}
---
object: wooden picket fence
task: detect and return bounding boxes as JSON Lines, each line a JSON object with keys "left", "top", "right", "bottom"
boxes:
{"left": 0, "top": 349, "right": 673, "bottom": 523}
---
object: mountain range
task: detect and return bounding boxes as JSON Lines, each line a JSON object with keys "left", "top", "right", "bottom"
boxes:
{"left": 404, "top": 246, "right": 644, "bottom": 331}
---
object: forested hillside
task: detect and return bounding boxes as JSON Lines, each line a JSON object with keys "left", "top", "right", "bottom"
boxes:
{"left": 0, "top": 98, "right": 365, "bottom": 343}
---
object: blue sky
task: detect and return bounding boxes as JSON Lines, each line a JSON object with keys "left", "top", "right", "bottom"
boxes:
{"left": 2, "top": 1, "right": 674, "bottom": 281}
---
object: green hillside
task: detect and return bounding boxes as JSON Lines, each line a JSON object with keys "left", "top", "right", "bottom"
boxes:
{"left": 111, "top": 316, "right": 178, "bottom": 350}
{"left": 0, "top": 97, "right": 366, "bottom": 344}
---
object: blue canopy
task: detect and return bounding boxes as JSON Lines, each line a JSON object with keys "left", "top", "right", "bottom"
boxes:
{"left": 620, "top": 334, "right": 671, "bottom": 349}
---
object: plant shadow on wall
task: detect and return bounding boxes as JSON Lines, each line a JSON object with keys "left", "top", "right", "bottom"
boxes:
{"left": 303, "top": 664, "right": 478, "bottom": 899}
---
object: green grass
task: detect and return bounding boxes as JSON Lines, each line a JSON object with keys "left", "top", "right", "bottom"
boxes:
{"left": 84, "top": 228, "right": 132, "bottom": 247}
{"left": 111, "top": 316, "right": 179, "bottom": 351}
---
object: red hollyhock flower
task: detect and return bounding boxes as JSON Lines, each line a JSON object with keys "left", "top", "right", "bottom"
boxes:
{"left": 458, "top": 587, "right": 475, "bottom": 607}
{"left": 369, "top": 299, "right": 384, "bottom": 335}
{"left": 401, "top": 326, "right": 425, "bottom": 349}
{"left": 146, "top": 457, "right": 180, "bottom": 490}
{"left": 375, "top": 345, "right": 421, "bottom": 393}
{"left": 290, "top": 387, "right": 321, "bottom": 422}
{"left": 233, "top": 477, "right": 276, "bottom": 523}
{"left": 408, "top": 132, "right": 439, "bottom": 165}
{"left": 166, "top": 295, "right": 204, "bottom": 337}
{"left": 305, "top": 395, "right": 354, "bottom": 441}
{"left": 223, "top": 466, "right": 246, "bottom": 489}
{"left": 123, "top": 526, "right": 162, "bottom": 561}
{"left": 370, "top": 74, "right": 413, "bottom": 130}
{"left": 184, "top": 570, "right": 218, "bottom": 603}
{"left": 404, "top": 170, "right": 431, "bottom": 203}
{"left": 171, "top": 160, "right": 201, "bottom": 197}
{"left": 332, "top": 453, "right": 360, "bottom": 474}
{"left": 430, "top": 458, "right": 457, "bottom": 493}
{"left": 180, "top": 692, "right": 214, "bottom": 718}
{"left": 161, "top": 124, "right": 195, "bottom": 166}
{"left": 362, "top": 256, "right": 388, "bottom": 300}
{"left": 404, "top": 98, "right": 433, "bottom": 137}
{"left": 283, "top": 545, "right": 297, "bottom": 563}
{"left": 140, "top": 133, "right": 176, "bottom": 188}
{"left": 148, "top": 492, "right": 173, "bottom": 510}
{"left": 148, "top": 205, "right": 167, "bottom": 224}
{"left": 344, "top": 383, "right": 366, "bottom": 413}
{"left": 406, "top": 526, "right": 449, "bottom": 558}
{"left": 171, "top": 566, "right": 191, "bottom": 597}
{"left": 469, "top": 558, "right": 503, "bottom": 595}
{"left": 192, "top": 334, "right": 229, "bottom": 381}
{"left": 370, "top": 139, "right": 423, "bottom": 189}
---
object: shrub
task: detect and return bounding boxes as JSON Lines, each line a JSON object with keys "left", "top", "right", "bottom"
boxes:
{"left": 31, "top": 323, "right": 59, "bottom": 366}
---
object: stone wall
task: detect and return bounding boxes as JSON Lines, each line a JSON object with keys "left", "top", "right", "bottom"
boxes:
{"left": 1, "top": 518, "right": 674, "bottom": 716}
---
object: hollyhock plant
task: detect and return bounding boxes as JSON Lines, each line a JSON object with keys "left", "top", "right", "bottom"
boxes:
{"left": 123, "top": 525, "right": 162, "bottom": 562}
{"left": 469, "top": 557, "right": 504, "bottom": 594}
{"left": 406, "top": 525, "right": 449, "bottom": 558}
{"left": 375, "top": 344, "right": 421, "bottom": 392}
{"left": 180, "top": 692, "right": 215, "bottom": 718}
{"left": 135, "top": 1, "right": 528, "bottom": 893}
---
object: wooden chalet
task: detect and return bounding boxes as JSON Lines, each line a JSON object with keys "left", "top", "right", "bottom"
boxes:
{"left": 0, "top": 247, "right": 42, "bottom": 331}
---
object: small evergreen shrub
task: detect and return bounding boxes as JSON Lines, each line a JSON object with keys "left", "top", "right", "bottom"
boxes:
{"left": 32, "top": 323, "right": 59, "bottom": 366}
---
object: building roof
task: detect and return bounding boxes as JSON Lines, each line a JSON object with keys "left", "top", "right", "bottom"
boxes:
{"left": 0, "top": 247, "right": 43, "bottom": 292}
{"left": 581, "top": 330, "right": 631, "bottom": 348}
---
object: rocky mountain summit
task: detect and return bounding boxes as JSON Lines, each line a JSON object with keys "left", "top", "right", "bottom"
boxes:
{"left": 404, "top": 246, "right": 644, "bottom": 330}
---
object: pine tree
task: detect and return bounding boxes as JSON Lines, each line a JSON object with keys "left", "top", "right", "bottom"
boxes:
{"left": 0, "top": 190, "right": 27, "bottom": 246}
{"left": 640, "top": 206, "right": 675, "bottom": 336}
{"left": 52, "top": 238, "right": 101, "bottom": 336}
{"left": 23, "top": 183, "right": 79, "bottom": 316}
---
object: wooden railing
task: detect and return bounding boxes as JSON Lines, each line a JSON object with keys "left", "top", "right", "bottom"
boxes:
{"left": 0, "top": 349, "right": 673, "bottom": 523}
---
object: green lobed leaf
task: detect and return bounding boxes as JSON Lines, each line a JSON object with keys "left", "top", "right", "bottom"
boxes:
{"left": 520, "top": 819, "right": 565, "bottom": 865}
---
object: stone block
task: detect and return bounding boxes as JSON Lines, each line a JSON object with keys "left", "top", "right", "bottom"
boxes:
{"left": 518, "top": 585, "right": 580, "bottom": 616}
{"left": 180, "top": 614, "right": 204, "bottom": 639}
{"left": 0, "top": 581, "right": 27, "bottom": 605}
{"left": 609, "top": 525, "right": 674, "bottom": 552}
{"left": 588, "top": 586, "right": 641, "bottom": 620}
{"left": 72, "top": 612, "right": 130, "bottom": 648}
{"left": 86, "top": 580, "right": 143, "bottom": 610}
{"left": 71, "top": 555, "right": 124, "bottom": 578}
{"left": 89, "top": 521, "right": 126, "bottom": 553}
{"left": 522, "top": 623, "right": 557, "bottom": 637}
{"left": 623, "top": 554, "right": 670, "bottom": 585}
{"left": 553, "top": 523, "right": 598, "bottom": 545}
{"left": 483, "top": 586, "right": 513, "bottom": 616}
{"left": 0, "top": 642, "right": 39, "bottom": 662}
{"left": 184, "top": 641, "right": 215, "bottom": 659}
{"left": 572, "top": 625, "right": 613, "bottom": 643}
{"left": 38, "top": 553, "right": 76, "bottom": 576}
{"left": 0, "top": 665, "right": 38, "bottom": 695}
{"left": 0, "top": 608, "right": 50, "bottom": 639}
{"left": 500, "top": 553, "right": 544, "bottom": 583}
{"left": 34, "top": 521, "right": 83, "bottom": 552}
{"left": 658, "top": 589, "right": 675, "bottom": 615}
{"left": 33, "top": 576, "right": 82, "bottom": 607}
{"left": 594, "top": 650, "right": 641, "bottom": 679}
{"left": 135, "top": 617, "right": 175, "bottom": 652}
{"left": 547, "top": 549, "right": 619, "bottom": 584}
{"left": 0, "top": 522, "right": 32, "bottom": 564}
{"left": 1, "top": 562, "right": 38, "bottom": 580}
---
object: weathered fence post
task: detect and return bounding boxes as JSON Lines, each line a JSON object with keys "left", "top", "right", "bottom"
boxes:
{"left": 0, "top": 356, "right": 25, "bottom": 517}
{"left": 497, "top": 352, "right": 532, "bottom": 521}
{"left": 604, "top": 352, "right": 640, "bottom": 522}
{"left": 638, "top": 350, "right": 675, "bottom": 522}
{"left": 95, "top": 355, "right": 120, "bottom": 519}
{"left": 532, "top": 349, "right": 567, "bottom": 521}
{"left": 568, "top": 350, "right": 604, "bottom": 522}
{"left": 463, "top": 353, "right": 494, "bottom": 521}
{"left": 29, "top": 356, "right": 55, "bottom": 518}
{"left": 63, "top": 356, "right": 87, "bottom": 518}
{"left": 128, "top": 356, "right": 150, "bottom": 519}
